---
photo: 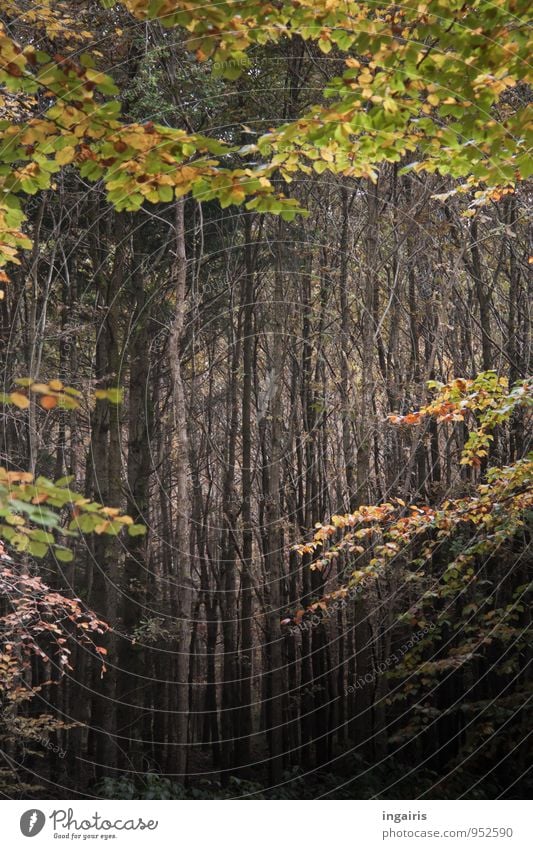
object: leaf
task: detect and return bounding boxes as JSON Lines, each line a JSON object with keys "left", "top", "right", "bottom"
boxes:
{"left": 95, "top": 387, "right": 123, "bottom": 403}
{"left": 128, "top": 524, "right": 147, "bottom": 537}
{"left": 29, "top": 540, "right": 48, "bottom": 558}
{"left": 55, "top": 146, "right": 76, "bottom": 165}
{"left": 40, "top": 395, "right": 58, "bottom": 410}
{"left": 158, "top": 185, "right": 174, "bottom": 203}
{"left": 55, "top": 547, "right": 74, "bottom": 562}
{"left": 73, "top": 513, "right": 98, "bottom": 533}
{"left": 30, "top": 529, "right": 55, "bottom": 544}
{"left": 9, "top": 392, "right": 30, "bottom": 409}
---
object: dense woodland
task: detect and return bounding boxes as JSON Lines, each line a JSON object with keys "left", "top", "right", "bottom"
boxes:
{"left": 0, "top": 1, "right": 531, "bottom": 799}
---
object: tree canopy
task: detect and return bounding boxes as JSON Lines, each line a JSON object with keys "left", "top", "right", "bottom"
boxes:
{"left": 0, "top": 0, "right": 530, "bottom": 270}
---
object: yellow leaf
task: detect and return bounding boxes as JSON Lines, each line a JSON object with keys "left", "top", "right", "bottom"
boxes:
{"left": 56, "top": 147, "right": 76, "bottom": 165}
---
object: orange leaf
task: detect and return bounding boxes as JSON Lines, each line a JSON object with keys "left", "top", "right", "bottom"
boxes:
{"left": 32, "top": 493, "right": 49, "bottom": 504}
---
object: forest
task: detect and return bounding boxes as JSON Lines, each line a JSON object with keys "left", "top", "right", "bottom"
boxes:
{"left": 0, "top": 0, "right": 531, "bottom": 800}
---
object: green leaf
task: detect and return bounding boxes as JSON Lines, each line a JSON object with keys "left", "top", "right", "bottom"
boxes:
{"left": 55, "top": 547, "right": 74, "bottom": 562}
{"left": 95, "top": 387, "right": 123, "bottom": 404}
{"left": 158, "top": 185, "right": 174, "bottom": 203}
{"left": 56, "top": 475, "right": 75, "bottom": 488}
{"left": 30, "top": 529, "right": 55, "bottom": 544}
{"left": 128, "top": 524, "right": 147, "bottom": 537}
{"left": 29, "top": 540, "right": 48, "bottom": 558}
{"left": 11, "top": 533, "right": 29, "bottom": 552}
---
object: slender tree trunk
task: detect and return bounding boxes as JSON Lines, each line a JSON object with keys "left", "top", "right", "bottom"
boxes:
{"left": 117, "top": 236, "right": 152, "bottom": 770}
{"left": 168, "top": 199, "right": 192, "bottom": 779}
{"left": 236, "top": 215, "right": 255, "bottom": 770}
